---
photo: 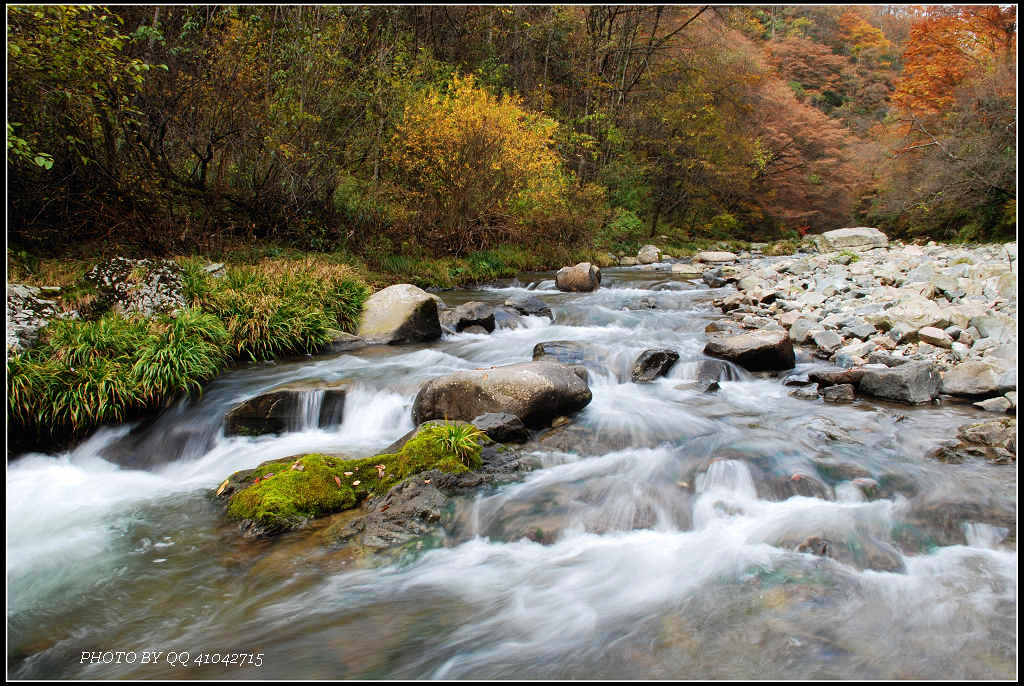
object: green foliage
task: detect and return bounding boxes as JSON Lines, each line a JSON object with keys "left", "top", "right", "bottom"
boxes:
{"left": 429, "top": 422, "right": 487, "bottom": 468}
{"left": 702, "top": 212, "right": 743, "bottom": 240}
{"left": 7, "top": 311, "right": 230, "bottom": 442}
{"left": 224, "top": 422, "right": 483, "bottom": 532}
{"left": 187, "top": 260, "right": 369, "bottom": 360}
{"left": 596, "top": 208, "right": 647, "bottom": 252}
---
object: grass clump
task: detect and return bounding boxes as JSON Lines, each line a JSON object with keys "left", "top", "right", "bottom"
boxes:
{"left": 222, "top": 422, "right": 484, "bottom": 534}
{"left": 8, "top": 309, "right": 232, "bottom": 444}
{"left": 179, "top": 257, "right": 369, "bottom": 361}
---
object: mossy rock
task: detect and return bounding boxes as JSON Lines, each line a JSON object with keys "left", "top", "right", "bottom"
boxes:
{"left": 216, "top": 423, "right": 484, "bottom": 536}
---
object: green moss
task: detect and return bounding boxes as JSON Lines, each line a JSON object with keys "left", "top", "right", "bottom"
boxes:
{"left": 223, "top": 423, "right": 483, "bottom": 533}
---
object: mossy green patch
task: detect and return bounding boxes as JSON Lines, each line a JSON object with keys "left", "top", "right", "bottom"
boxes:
{"left": 224, "top": 423, "right": 484, "bottom": 533}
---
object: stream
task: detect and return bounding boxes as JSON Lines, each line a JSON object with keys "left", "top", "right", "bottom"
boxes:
{"left": 6, "top": 266, "right": 1017, "bottom": 679}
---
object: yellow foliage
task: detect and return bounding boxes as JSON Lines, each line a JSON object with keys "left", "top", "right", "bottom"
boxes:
{"left": 388, "top": 74, "right": 569, "bottom": 253}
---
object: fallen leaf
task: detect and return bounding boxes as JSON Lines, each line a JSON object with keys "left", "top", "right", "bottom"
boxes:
{"left": 424, "top": 479, "right": 431, "bottom": 484}
{"left": 216, "top": 479, "right": 229, "bottom": 496}
{"left": 380, "top": 505, "right": 390, "bottom": 512}
{"left": 352, "top": 480, "right": 361, "bottom": 486}
{"left": 344, "top": 471, "right": 353, "bottom": 476}
{"left": 334, "top": 476, "right": 342, "bottom": 488}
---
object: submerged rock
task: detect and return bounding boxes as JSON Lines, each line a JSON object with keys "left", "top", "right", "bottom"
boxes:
{"left": 356, "top": 283, "right": 442, "bottom": 344}
{"left": 412, "top": 360, "right": 592, "bottom": 428}
{"left": 440, "top": 301, "right": 496, "bottom": 333}
{"left": 631, "top": 348, "right": 680, "bottom": 382}
{"left": 224, "top": 381, "right": 348, "bottom": 436}
{"left": 504, "top": 293, "right": 553, "bottom": 318}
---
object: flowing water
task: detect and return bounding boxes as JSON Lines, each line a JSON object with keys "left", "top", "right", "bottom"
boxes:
{"left": 7, "top": 266, "right": 1017, "bottom": 679}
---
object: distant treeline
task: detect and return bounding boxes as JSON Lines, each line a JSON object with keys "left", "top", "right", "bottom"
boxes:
{"left": 7, "top": 5, "right": 1016, "bottom": 257}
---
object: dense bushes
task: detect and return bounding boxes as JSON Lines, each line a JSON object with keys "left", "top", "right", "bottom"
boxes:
{"left": 388, "top": 74, "right": 573, "bottom": 254}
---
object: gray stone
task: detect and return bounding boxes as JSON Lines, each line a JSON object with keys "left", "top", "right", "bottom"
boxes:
{"left": 918, "top": 326, "right": 953, "bottom": 349}
{"left": 357, "top": 284, "right": 442, "bottom": 344}
{"left": 504, "top": 293, "right": 552, "bottom": 319}
{"left": 974, "top": 397, "right": 1012, "bottom": 413}
{"left": 857, "top": 361, "right": 940, "bottom": 404}
{"left": 789, "top": 318, "right": 819, "bottom": 344}
{"left": 813, "top": 227, "right": 889, "bottom": 251}
{"left": 940, "top": 361, "right": 1016, "bottom": 397}
{"left": 812, "top": 330, "right": 844, "bottom": 354}
{"left": 445, "top": 301, "right": 496, "bottom": 333}
{"left": 224, "top": 381, "right": 348, "bottom": 436}
{"left": 637, "top": 245, "right": 661, "bottom": 264}
{"left": 472, "top": 412, "right": 528, "bottom": 443}
{"left": 695, "top": 250, "right": 738, "bottom": 263}
{"left": 631, "top": 348, "right": 680, "bottom": 383}
{"left": 412, "top": 361, "right": 593, "bottom": 428}
{"left": 822, "top": 384, "right": 856, "bottom": 402}
{"left": 704, "top": 329, "right": 795, "bottom": 372}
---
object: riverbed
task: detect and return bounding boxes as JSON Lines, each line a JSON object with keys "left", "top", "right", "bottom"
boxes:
{"left": 7, "top": 265, "right": 1017, "bottom": 679}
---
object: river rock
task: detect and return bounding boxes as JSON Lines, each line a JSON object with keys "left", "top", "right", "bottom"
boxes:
{"left": 631, "top": 349, "right": 680, "bottom": 383}
{"left": 940, "top": 360, "right": 1015, "bottom": 397}
{"left": 357, "top": 284, "right": 442, "bottom": 344}
{"left": 442, "top": 301, "right": 496, "bottom": 333}
{"left": 671, "top": 263, "right": 704, "bottom": 278}
{"left": 324, "top": 330, "right": 366, "bottom": 354}
{"left": 822, "top": 384, "right": 855, "bottom": 402}
{"left": 504, "top": 293, "right": 553, "bottom": 318}
{"left": 411, "top": 360, "right": 592, "bottom": 428}
{"left": 917, "top": 326, "right": 952, "bottom": 349}
{"left": 472, "top": 412, "right": 529, "bottom": 443}
{"left": 695, "top": 251, "right": 738, "bottom": 263}
{"left": 812, "top": 227, "right": 888, "bottom": 251}
{"left": 856, "top": 361, "right": 939, "bottom": 404}
{"left": 637, "top": 245, "right": 661, "bottom": 264}
{"left": 224, "top": 381, "right": 348, "bottom": 436}
{"left": 555, "top": 262, "right": 601, "bottom": 292}
{"left": 704, "top": 330, "right": 795, "bottom": 372}
{"left": 811, "top": 330, "right": 844, "bottom": 354}
{"left": 619, "top": 256, "right": 639, "bottom": 266}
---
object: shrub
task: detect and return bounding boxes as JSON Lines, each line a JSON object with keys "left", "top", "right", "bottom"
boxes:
{"left": 596, "top": 207, "right": 646, "bottom": 251}
{"left": 388, "top": 73, "right": 570, "bottom": 254}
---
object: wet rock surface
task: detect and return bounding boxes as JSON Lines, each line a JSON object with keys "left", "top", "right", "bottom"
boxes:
{"left": 631, "top": 348, "right": 680, "bottom": 382}
{"left": 555, "top": 262, "right": 601, "bottom": 292}
{"left": 412, "top": 360, "right": 593, "bottom": 428}
{"left": 357, "top": 283, "right": 442, "bottom": 344}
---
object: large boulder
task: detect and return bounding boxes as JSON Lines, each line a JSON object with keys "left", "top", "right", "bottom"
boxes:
{"left": 704, "top": 330, "right": 795, "bottom": 372}
{"left": 412, "top": 361, "right": 592, "bottom": 428}
{"left": 356, "top": 284, "right": 442, "bottom": 344}
{"left": 555, "top": 262, "right": 601, "bottom": 292}
{"left": 812, "top": 227, "right": 889, "bottom": 251}
{"left": 631, "top": 349, "right": 680, "bottom": 382}
{"left": 504, "top": 293, "right": 553, "bottom": 318}
{"left": 637, "top": 245, "right": 661, "bottom": 264}
{"left": 856, "top": 361, "right": 939, "bottom": 404}
{"left": 940, "top": 360, "right": 1016, "bottom": 397}
{"left": 694, "top": 251, "right": 738, "bottom": 263}
{"left": 440, "top": 301, "right": 496, "bottom": 333}
{"left": 224, "top": 381, "right": 348, "bottom": 436}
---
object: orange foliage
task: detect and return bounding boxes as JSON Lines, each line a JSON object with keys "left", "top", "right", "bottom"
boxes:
{"left": 893, "top": 6, "right": 1016, "bottom": 116}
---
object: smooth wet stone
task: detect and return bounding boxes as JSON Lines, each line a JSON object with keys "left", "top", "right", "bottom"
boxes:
{"left": 442, "top": 301, "right": 496, "bottom": 333}
{"left": 631, "top": 349, "right": 680, "bottom": 383}
{"left": 940, "top": 361, "right": 1016, "bottom": 397}
{"left": 472, "top": 412, "right": 528, "bottom": 443}
{"left": 224, "top": 382, "right": 348, "bottom": 436}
